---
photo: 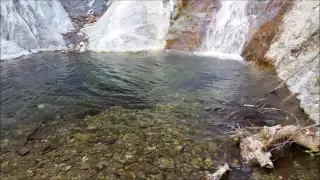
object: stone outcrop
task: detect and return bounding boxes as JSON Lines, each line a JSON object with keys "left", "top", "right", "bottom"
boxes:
{"left": 0, "top": 0, "right": 75, "bottom": 59}
{"left": 165, "top": 0, "right": 219, "bottom": 51}
{"left": 242, "top": 0, "right": 320, "bottom": 122}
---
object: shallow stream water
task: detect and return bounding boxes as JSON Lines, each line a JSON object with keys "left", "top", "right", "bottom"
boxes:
{"left": 0, "top": 52, "right": 319, "bottom": 179}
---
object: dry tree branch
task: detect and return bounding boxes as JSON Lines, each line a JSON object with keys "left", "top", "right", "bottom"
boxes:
{"left": 228, "top": 123, "right": 320, "bottom": 168}
{"left": 204, "top": 163, "right": 229, "bottom": 180}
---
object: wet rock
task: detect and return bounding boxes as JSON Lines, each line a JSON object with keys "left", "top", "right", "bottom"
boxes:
{"left": 50, "top": 175, "right": 63, "bottom": 180}
{"left": 1, "top": 161, "right": 9, "bottom": 170}
{"left": 17, "top": 147, "right": 30, "bottom": 156}
{"left": 70, "top": 149, "right": 78, "bottom": 154}
{"left": 86, "top": 125, "right": 96, "bottom": 131}
{"left": 33, "top": 174, "right": 42, "bottom": 180}
{"left": 141, "top": 162, "right": 158, "bottom": 174}
{"left": 64, "top": 165, "right": 72, "bottom": 172}
{"left": 41, "top": 140, "right": 61, "bottom": 154}
{"left": 80, "top": 162, "right": 90, "bottom": 170}
{"left": 204, "top": 158, "right": 213, "bottom": 167}
{"left": 124, "top": 154, "right": 137, "bottom": 164}
{"left": 213, "top": 107, "right": 224, "bottom": 112}
{"left": 95, "top": 161, "right": 109, "bottom": 170}
{"left": 154, "top": 174, "right": 164, "bottom": 180}
{"left": 36, "top": 161, "right": 46, "bottom": 168}
{"left": 109, "top": 162, "right": 123, "bottom": 169}
{"left": 207, "top": 142, "right": 218, "bottom": 154}
{"left": 76, "top": 108, "right": 102, "bottom": 118}
{"left": 73, "top": 133, "right": 94, "bottom": 141}
{"left": 37, "top": 103, "right": 51, "bottom": 109}
{"left": 22, "top": 160, "right": 37, "bottom": 169}
{"left": 0, "top": 139, "right": 9, "bottom": 149}
{"left": 41, "top": 172, "right": 49, "bottom": 179}
{"left": 174, "top": 145, "right": 184, "bottom": 152}
{"left": 203, "top": 106, "right": 213, "bottom": 111}
{"left": 157, "top": 157, "right": 174, "bottom": 169}
{"left": 26, "top": 170, "right": 35, "bottom": 177}
{"left": 193, "top": 145, "right": 202, "bottom": 154}
{"left": 147, "top": 146, "right": 157, "bottom": 151}
{"left": 191, "top": 158, "right": 201, "bottom": 169}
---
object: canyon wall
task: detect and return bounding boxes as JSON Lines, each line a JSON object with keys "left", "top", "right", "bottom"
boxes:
{"left": 243, "top": 0, "right": 319, "bottom": 122}
{"left": 0, "top": 0, "right": 75, "bottom": 59}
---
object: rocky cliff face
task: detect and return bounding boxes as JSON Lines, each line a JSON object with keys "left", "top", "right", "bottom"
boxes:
{"left": 165, "top": 0, "right": 218, "bottom": 51}
{"left": 266, "top": 1, "right": 319, "bottom": 121}
{"left": 243, "top": 0, "right": 319, "bottom": 122}
{"left": 0, "top": 0, "right": 75, "bottom": 59}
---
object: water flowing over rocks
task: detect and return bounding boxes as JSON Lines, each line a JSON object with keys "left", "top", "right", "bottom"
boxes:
{"left": 82, "top": 0, "right": 174, "bottom": 52}
{"left": 0, "top": 0, "right": 75, "bottom": 59}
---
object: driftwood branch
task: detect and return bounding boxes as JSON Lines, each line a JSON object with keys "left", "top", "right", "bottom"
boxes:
{"left": 204, "top": 163, "right": 229, "bottom": 180}
{"left": 235, "top": 124, "right": 320, "bottom": 168}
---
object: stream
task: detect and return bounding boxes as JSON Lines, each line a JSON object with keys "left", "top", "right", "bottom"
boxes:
{"left": 0, "top": 52, "right": 319, "bottom": 179}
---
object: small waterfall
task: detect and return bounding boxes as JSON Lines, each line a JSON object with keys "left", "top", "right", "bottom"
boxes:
{"left": 83, "top": 0, "right": 175, "bottom": 52}
{"left": 199, "top": 0, "right": 251, "bottom": 58}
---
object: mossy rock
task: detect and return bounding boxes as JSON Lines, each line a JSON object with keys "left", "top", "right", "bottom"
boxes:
{"left": 73, "top": 133, "right": 95, "bottom": 141}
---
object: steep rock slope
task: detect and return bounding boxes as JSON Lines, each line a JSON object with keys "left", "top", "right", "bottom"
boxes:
{"left": 0, "top": 0, "right": 74, "bottom": 59}
{"left": 243, "top": 0, "right": 320, "bottom": 122}
{"left": 266, "top": 1, "right": 319, "bottom": 121}
{"left": 60, "top": 0, "right": 107, "bottom": 19}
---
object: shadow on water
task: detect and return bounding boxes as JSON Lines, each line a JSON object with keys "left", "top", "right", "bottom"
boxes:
{"left": 0, "top": 52, "right": 318, "bottom": 179}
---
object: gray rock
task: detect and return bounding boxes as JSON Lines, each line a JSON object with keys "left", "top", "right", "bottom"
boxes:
{"left": 80, "top": 163, "right": 90, "bottom": 170}
{"left": 95, "top": 161, "right": 109, "bottom": 170}
{"left": 203, "top": 106, "right": 212, "bottom": 111}
{"left": 157, "top": 157, "right": 174, "bottom": 169}
{"left": 65, "top": 165, "right": 72, "bottom": 172}
{"left": 17, "top": 147, "right": 30, "bottom": 156}
{"left": 86, "top": 125, "right": 96, "bottom": 131}
{"left": 60, "top": 0, "right": 108, "bottom": 19}
{"left": 26, "top": 170, "right": 34, "bottom": 177}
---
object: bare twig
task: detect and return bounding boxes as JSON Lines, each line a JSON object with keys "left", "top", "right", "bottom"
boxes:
{"left": 228, "top": 123, "right": 320, "bottom": 168}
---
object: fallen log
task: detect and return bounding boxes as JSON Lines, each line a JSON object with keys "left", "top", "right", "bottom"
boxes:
{"left": 238, "top": 125, "right": 320, "bottom": 168}
{"left": 204, "top": 163, "right": 229, "bottom": 180}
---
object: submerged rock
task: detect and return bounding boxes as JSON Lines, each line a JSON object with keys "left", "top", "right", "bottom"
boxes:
{"left": 17, "top": 147, "right": 30, "bottom": 156}
{"left": 73, "top": 133, "right": 95, "bottom": 141}
{"left": 95, "top": 161, "right": 109, "bottom": 170}
{"left": 80, "top": 162, "right": 90, "bottom": 170}
{"left": 157, "top": 157, "right": 174, "bottom": 170}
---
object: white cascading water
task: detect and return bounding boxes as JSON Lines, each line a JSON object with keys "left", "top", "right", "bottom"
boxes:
{"left": 197, "top": 0, "right": 251, "bottom": 60}
{"left": 83, "top": 0, "right": 174, "bottom": 52}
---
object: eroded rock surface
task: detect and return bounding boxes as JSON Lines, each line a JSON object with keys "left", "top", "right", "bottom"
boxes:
{"left": 0, "top": 0, "right": 74, "bottom": 59}
{"left": 242, "top": 0, "right": 320, "bottom": 122}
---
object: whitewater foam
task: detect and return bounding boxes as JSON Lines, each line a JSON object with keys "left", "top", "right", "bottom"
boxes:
{"left": 195, "top": 51, "right": 244, "bottom": 61}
